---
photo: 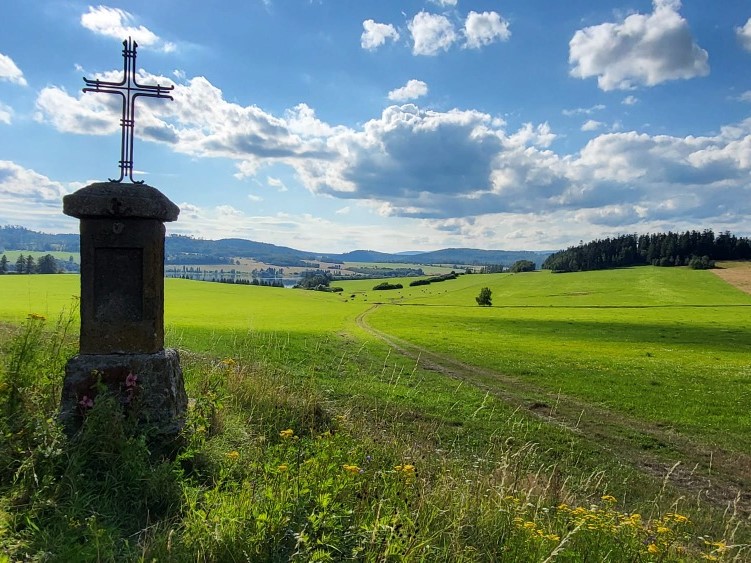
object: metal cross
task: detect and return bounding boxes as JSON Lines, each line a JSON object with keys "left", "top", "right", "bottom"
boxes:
{"left": 83, "top": 37, "right": 174, "bottom": 184}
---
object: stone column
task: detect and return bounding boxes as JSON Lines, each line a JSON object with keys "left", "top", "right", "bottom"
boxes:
{"left": 59, "top": 182, "right": 187, "bottom": 438}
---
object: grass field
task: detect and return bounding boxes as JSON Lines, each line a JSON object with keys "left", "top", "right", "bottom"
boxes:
{"left": 0, "top": 267, "right": 750, "bottom": 559}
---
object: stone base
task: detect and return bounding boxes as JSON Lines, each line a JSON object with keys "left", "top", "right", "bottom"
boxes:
{"left": 60, "top": 348, "right": 187, "bottom": 439}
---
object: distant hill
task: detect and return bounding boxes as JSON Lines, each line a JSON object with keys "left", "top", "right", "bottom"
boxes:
{"left": 0, "top": 226, "right": 553, "bottom": 268}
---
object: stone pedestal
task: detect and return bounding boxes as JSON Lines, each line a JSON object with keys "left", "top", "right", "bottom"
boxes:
{"left": 61, "top": 182, "right": 185, "bottom": 438}
{"left": 59, "top": 350, "right": 188, "bottom": 437}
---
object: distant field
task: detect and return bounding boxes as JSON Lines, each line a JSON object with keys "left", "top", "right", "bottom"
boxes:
{"left": 713, "top": 260, "right": 751, "bottom": 295}
{"left": 352, "top": 268, "right": 751, "bottom": 451}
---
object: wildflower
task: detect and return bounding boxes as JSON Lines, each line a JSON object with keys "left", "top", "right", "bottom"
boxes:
{"left": 656, "top": 526, "right": 670, "bottom": 535}
{"left": 343, "top": 464, "right": 362, "bottom": 474}
{"left": 221, "top": 358, "right": 235, "bottom": 367}
{"left": 546, "top": 534, "right": 560, "bottom": 542}
{"left": 647, "top": 544, "right": 660, "bottom": 555}
{"left": 701, "top": 555, "right": 718, "bottom": 561}
{"left": 523, "top": 521, "right": 536, "bottom": 530}
{"left": 125, "top": 372, "right": 138, "bottom": 388}
{"left": 394, "top": 464, "right": 415, "bottom": 474}
{"left": 668, "top": 512, "right": 689, "bottom": 524}
{"left": 226, "top": 450, "right": 240, "bottom": 461}
{"left": 601, "top": 494, "right": 617, "bottom": 503}
{"left": 278, "top": 464, "right": 289, "bottom": 472}
{"left": 78, "top": 395, "right": 94, "bottom": 409}
{"left": 27, "top": 313, "right": 46, "bottom": 321}
{"left": 279, "top": 428, "right": 294, "bottom": 439}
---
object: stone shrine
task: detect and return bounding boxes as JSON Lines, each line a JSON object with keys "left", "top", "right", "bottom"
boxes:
{"left": 59, "top": 38, "right": 186, "bottom": 438}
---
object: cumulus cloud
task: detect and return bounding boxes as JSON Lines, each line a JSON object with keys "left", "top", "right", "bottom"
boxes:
{"left": 409, "top": 12, "right": 458, "bottom": 55}
{"left": 622, "top": 95, "right": 639, "bottom": 105}
{"left": 569, "top": 0, "right": 709, "bottom": 91}
{"left": 0, "top": 53, "right": 27, "bottom": 86}
{"left": 80, "top": 5, "right": 176, "bottom": 52}
{"left": 463, "top": 11, "right": 510, "bottom": 49}
{"left": 361, "top": 20, "right": 400, "bottom": 50}
{"left": 581, "top": 119, "right": 603, "bottom": 132}
{"left": 388, "top": 79, "right": 428, "bottom": 102}
{"left": 737, "top": 18, "right": 751, "bottom": 52}
{"left": 430, "top": 0, "right": 457, "bottom": 6}
{"left": 32, "top": 68, "right": 751, "bottom": 233}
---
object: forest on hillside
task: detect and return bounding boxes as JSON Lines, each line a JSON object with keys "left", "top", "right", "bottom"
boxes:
{"left": 542, "top": 230, "right": 751, "bottom": 273}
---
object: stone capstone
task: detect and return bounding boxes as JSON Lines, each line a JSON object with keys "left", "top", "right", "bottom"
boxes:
{"left": 60, "top": 349, "right": 188, "bottom": 438}
{"left": 63, "top": 181, "right": 180, "bottom": 222}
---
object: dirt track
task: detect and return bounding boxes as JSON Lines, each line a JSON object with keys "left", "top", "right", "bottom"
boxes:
{"left": 356, "top": 304, "right": 751, "bottom": 514}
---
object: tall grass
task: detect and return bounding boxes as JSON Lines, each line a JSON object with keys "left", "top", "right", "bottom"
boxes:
{"left": 0, "top": 316, "right": 748, "bottom": 561}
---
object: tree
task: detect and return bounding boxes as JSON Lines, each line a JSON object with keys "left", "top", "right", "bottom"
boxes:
{"left": 37, "top": 254, "right": 58, "bottom": 274}
{"left": 0, "top": 254, "right": 7, "bottom": 274}
{"left": 15, "top": 254, "right": 25, "bottom": 274}
{"left": 509, "top": 260, "right": 535, "bottom": 273}
{"left": 476, "top": 287, "right": 492, "bottom": 307}
{"left": 25, "top": 255, "right": 36, "bottom": 274}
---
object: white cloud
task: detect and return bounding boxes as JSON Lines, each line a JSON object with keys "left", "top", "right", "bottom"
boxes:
{"left": 409, "top": 12, "right": 458, "bottom": 55}
{"left": 430, "top": 0, "right": 457, "bottom": 6}
{"left": 32, "top": 69, "right": 751, "bottom": 236}
{"left": 737, "top": 18, "right": 751, "bottom": 52}
{"left": 0, "top": 53, "right": 27, "bottom": 86}
{"left": 335, "top": 206, "right": 351, "bottom": 215}
{"left": 361, "top": 19, "right": 400, "bottom": 50}
{"left": 267, "top": 176, "right": 288, "bottom": 192}
{"left": 388, "top": 79, "right": 428, "bottom": 102}
{"left": 80, "top": 6, "right": 176, "bottom": 53}
{"left": 463, "top": 11, "right": 510, "bottom": 49}
{"left": 569, "top": 0, "right": 709, "bottom": 91}
{"left": 739, "top": 91, "right": 751, "bottom": 103}
{"left": 247, "top": 193, "right": 263, "bottom": 202}
{"left": 581, "top": 119, "right": 603, "bottom": 132}
{"left": 622, "top": 95, "right": 639, "bottom": 105}
{"left": 562, "top": 104, "right": 605, "bottom": 116}
{"left": 0, "top": 102, "right": 12, "bottom": 124}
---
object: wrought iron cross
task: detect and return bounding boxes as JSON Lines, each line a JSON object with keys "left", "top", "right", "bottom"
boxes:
{"left": 83, "top": 37, "right": 174, "bottom": 183}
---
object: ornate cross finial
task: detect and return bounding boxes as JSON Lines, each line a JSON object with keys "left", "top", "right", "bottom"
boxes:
{"left": 83, "top": 38, "right": 174, "bottom": 184}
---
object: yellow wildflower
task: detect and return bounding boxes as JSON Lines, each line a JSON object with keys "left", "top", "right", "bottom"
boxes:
{"left": 657, "top": 525, "right": 671, "bottom": 534}
{"left": 647, "top": 543, "right": 660, "bottom": 555}
{"left": 394, "top": 464, "right": 415, "bottom": 474}
{"left": 279, "top": 428, "right": 294, "bottom": 439}
{"left": 523, "top": 521, "right": 536, "bottom": 530}
{"left": 601, "top": 495, "right": 617, "bottom": 503}
{"left": 342, "top": 464, "right": 361, "bottom": 474}
{"left": 225, "top": 450, "right": 240, "bottom": 461}
{"left": 277, "top": 464, "right": 289, "bottom": 472}
{"left": 701, "top": 555, "right": 718, "bottom": 561}
{"left": 546, "top": 534, "right": 560, "bottom": 542}
{"left": 27, "top": 313, "right": 46, "bottom": 321}
{"left": 669, "top": 512, "right": 689, "bottom": 524}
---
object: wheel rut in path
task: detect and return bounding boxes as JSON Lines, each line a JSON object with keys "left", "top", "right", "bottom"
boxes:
{"left": 356, "top": 304, "right": 751, "bottom": 514}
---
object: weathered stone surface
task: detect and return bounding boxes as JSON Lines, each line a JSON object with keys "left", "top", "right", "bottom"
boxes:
{"left": 60, "top": 349, "right": 188, "bottom": 437}
{"left": 78, "top": 218, "right": 165, "bottom": 354}
{"left": 63, "top": 182, "right": 180, "bottom": 222}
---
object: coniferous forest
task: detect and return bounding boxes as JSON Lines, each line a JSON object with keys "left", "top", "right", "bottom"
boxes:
{"left": 542, "top": 230, "right": 751, "bottom": 273}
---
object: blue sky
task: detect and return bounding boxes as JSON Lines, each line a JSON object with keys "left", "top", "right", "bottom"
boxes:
{"left": 1, "top": 0, "right": 751, "bottom": 252}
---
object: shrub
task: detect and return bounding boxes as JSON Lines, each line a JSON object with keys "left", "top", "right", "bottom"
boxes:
{"left": 476, "top": 287, "right": 492, "bottom": 306}
{"left": 373, "top": 282, "right": 403, "bottom": 291}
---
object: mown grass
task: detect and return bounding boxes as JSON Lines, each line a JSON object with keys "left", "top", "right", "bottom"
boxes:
{"left": 350, "top": 268, "right": 751, "bottom": 451}
{"left": 0, "top": 270, "right": 750, "bottom": 559}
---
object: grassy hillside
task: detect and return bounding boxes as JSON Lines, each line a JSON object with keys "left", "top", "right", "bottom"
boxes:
{"left": 0, "top": 269, "right": 748, "bottom": 560}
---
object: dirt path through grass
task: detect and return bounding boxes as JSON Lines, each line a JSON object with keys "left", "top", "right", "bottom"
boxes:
{"left": 356, "top": 304, "right": 751, "bottom": 513}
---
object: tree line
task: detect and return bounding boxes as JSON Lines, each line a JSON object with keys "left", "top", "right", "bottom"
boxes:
{"left": 542, "top": 230, "right": 751, "bottom": 273}
{"left": 0, "top": 253, "right": 64, "bottom": 274}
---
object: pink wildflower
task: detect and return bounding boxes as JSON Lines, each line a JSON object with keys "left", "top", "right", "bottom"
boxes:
{"left": 125, "top": 372, "right": 138, "bottom": 388}
{"left": 79, "top": 395, "right": 94, "bottom": 409}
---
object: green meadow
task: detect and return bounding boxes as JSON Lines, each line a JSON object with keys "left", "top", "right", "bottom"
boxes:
{"left": 0, "top": 268, "right": 749, "bottom": 560}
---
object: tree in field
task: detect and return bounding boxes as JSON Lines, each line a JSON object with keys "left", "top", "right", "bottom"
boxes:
{"left": 25, "top": 255, "right": 36, "bottom": 274}
{"left": 37, "top": 254, "right": 58, "bottom": 274}
{"left": 0, "top": 255, "right": 7, "bottom": 274}
{"left": 476, "top": 287, "right": 492, "bottom": 307}
{"left": 15, "top": 254, "right": 25, "bottom": 274}
{"left": 509, "top": 260, "right": 535, "bottom": 273}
